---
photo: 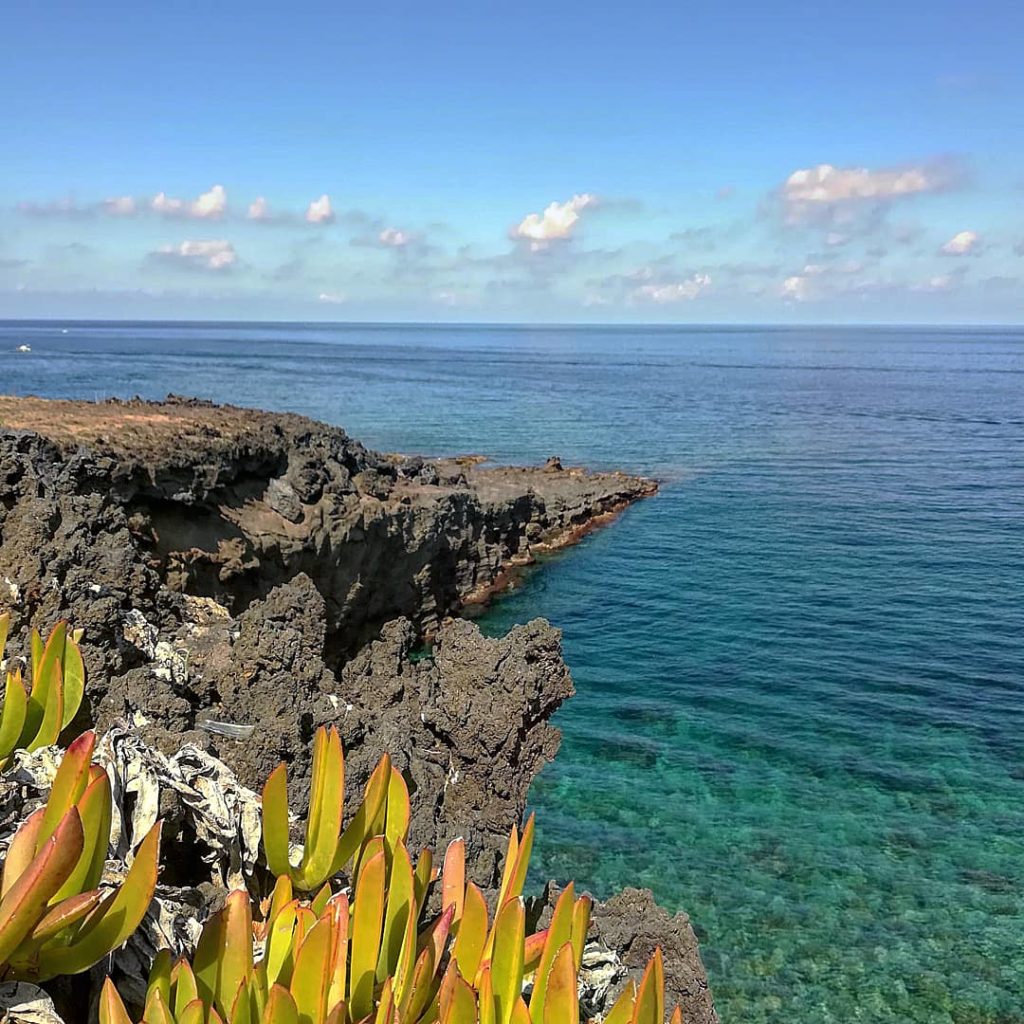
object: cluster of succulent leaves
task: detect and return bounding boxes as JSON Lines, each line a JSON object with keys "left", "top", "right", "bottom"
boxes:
{"left": 0, "top": 613, "right": 86, "bottom": 761}
{"left": 1, "top": 622, "right": 677, "bottom": 1023}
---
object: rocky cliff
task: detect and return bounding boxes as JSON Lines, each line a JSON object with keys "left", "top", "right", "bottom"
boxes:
{"left": 0, "top": 395, "right": 716, "bottom": 1023}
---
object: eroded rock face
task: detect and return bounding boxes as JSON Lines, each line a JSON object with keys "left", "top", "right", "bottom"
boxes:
{"left": 0, "top": 396, "right": 717, "bottom": 1018}
{"left": 93, "top": 575, "right": 574, "bottom": 886}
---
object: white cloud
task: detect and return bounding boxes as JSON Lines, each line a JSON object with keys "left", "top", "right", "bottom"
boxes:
{"left": 940, "top": 230, "right": 979, "bottom": 255}
{"left": 633, "top": 274, "right": 711, "bottom": 303}
{"left": 102, "top": 196, "right": 136, "bottom": 216}
{"left": 513, "top": 193, "right": 597, "bottom": 247}
{"left": 379, "top": 227, "right": 411, "bottom": 247}
{"left": 248, "top": 197, "right": 270, "bottom": 220}
{"left": 318, "top": 291, "right": 345, "bottom": 304}
{"left": 151, "top": 239, "right": 237, "bottom": 271}
{"left": 780, "top": 161, "right": 959, "bottom": 225}
{"left": 306, "top": 195, "right": 334, "bottom": 224}
{"left": 152, "top": 184, "right": 227, "bottom": 219}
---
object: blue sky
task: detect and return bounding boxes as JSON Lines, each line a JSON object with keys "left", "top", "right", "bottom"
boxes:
{"left": 2, "top": 0, "right": 1022, "bottom": 323}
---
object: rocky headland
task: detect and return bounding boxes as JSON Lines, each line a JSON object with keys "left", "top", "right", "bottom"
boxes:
{"left": 0, "top": 395, "right": 715, "bottom": 1022}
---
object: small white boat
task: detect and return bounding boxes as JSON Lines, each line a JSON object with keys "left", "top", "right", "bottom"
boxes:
{"left": 16, "top": 344, "right": 31, "bottom": 353}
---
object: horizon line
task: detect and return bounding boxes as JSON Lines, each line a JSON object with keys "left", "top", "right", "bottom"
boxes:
{"left": 2, "top": 317, "right": 1023, "bottom": 331}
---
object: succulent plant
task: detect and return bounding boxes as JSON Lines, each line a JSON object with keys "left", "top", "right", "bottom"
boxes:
{"left": 261, "top": 726, "right": 413, "bottom": 893}
{"left": 99, "top": 726, "right": 679, "bottom": 1024}
{"left": 0, "top": 613, "right": 87, "bottom": 762}
{"left": 0, "top": 730, "right": 161, "bottom": 981}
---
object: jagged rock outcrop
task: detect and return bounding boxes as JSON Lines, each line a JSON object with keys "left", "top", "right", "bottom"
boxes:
{"left": 0, "top": 395, "right": 718, "bottom": 1021}
{"left": 93, "top": 574, "right": 573, "bottom": 887}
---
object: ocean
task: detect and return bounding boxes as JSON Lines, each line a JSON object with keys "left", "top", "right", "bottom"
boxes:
{"left": 2, "top": 320, "right": 1022, "bottom": 1023}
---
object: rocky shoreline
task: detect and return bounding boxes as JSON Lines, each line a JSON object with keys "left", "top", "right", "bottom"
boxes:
{"left": 0, "top": 395, "right": 716, "bottom": 1023}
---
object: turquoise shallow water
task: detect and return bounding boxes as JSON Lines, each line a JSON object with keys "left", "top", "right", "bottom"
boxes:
{"left": 2, "top": 321, "right": 1023, "bottom": 1022}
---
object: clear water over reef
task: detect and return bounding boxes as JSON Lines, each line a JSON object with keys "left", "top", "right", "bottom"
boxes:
{"left": 2, "top": 320, "right": 1022, "bottom": 1023}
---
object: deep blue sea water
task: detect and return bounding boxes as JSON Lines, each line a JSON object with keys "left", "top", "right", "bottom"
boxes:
{"left": 2, "top": 320, "right": 1023, "bottom": 1023}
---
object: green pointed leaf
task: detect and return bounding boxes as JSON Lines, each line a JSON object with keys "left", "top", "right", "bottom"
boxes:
{"left": 298, "top": 729, "right": 345, "bottom": 891}
{"left": 602, "top": 980, "right": 636, "bottom": 1024}
{"left": 631, "top": 948, "right": 664, "bottom": 1024}
{"left": 99, "top": 978, "right": 134, "bottom": 1024}
{"left": 529, "top": 884, "right": 574, "bottom": 1024}
{"left": 491, "top": 898, "right": 525, "bottom": 1024}
{"left": 262, "top": 763, "right": 293, "bottom": 880}
{"left": 570, "top": 895, "right": 591, "bottom": 970}
{"left": 264, "top": 985, "right": 300, "bottom": 1024}
{"left": 541, "top": 944, "right": 576, "bottom": 1024}
{"left": 290, "top": 917, "right": 332, "bottom": 1024}
{"left": 60, "top": 634, "right": 86, "bottom": 730}
{"left": 146, "top": 950, "right": 174, "bottom": 1021}
{"left": 377, "top": 841, "right": 414, "bottom": 983}
{"left": 173, "top": 960, "right": 201, "bottom": 1019}
{"left": 0, "top": 670, "right": 28, "bottom": 761}
{"left": 348, "top": 842, "right": 386, "bottom": 1023}
{"left": 452, "top": 882, "right": 488, "bottom": 983}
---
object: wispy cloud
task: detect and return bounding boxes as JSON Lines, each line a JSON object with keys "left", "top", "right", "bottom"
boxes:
{"left": 149, "top": 239, "right": 237, "bottom": 271}
{"left": 378, "top": 227, "right": 412, "bottom": 247}
{"left": 318, "top": 290, "right": 345, "bottom": 304}
{"left": 777, "top": 159, "right": 964, "bottom": 227}
{"left": 633, "top": 274, "right": 711, "bottom": 303}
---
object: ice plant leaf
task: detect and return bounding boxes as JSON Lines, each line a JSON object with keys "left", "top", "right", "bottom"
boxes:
{"left": 0, "top": 670, "right": 28, "bottom": 761}
{"left": 631, "top": 948, "right": 664, "bottom": 1024}
{"left": 440, "top": 973, "right": 477, "bottom": 1024}
{"left": 218, "top": 890, "right": 255, "bottom": 1018}
{"left": 262, "top": 763, "right": 293, "bottom": 880}
{"left": 36, "top": 820, "right": 161, "bottom": 979}
{"left": 291, "top": 916, "right": 332, "bottom": 1024}
{"left": 441, "top": 838, "right": 465, "bottom": 923}
{"left": 377, "top": 841, "right": 414, "bottom": 982}
{"left": 59, "top": 633, "right": 86, "bottom": 730}
{"left": 384, "top": 766, "right": 410, "bottom": 853}
{"left": 490, "top": 897, "right": 525, "bottom": 1024}
{"left": 529, "top": 884, "right": 574, "bottom": 1024}
{"left": 38, "top": 731, "right": 94, "bottom": 848}
{"left": 265, "top": 984, "right": 300, "bottom": 1024}
{"left": 349, "top": 840, "right": 386, "bottom": 1022}
{"left": 541, "top": 944, "right": 577, "bottom": 1024}
{"left": 477, "top": 966, "right": 496, "bottom": 1024}
{"left": 21, "top": 622, "right": 66, "bottom": 749}
{"left": 0, "top": 808, "right": 83, "bottom": 968}
{"left": 26, "top": 660, "right": 63, "bottom": 752}
{"left": 602, "top": 980, "right": 636, "bottom": 1024}
{"left": 178, "top": 999, "right": 206, "bottom": 1024}
{"left": 146, "top": 954, "right": 174, "bottom": 1024}
{"left": 99, "top": 978, "right": 134, "bottom": 1024}
{"left": 570, "top": 894, "right": 592, "bottom": 970}
{"left": 413, "top": 847, "right": 434, "bottom": 910}
{"left": 173, "top": 960, "right": 201, "bottom": 1018}
{"left": 26, "top": 888, "right": 103, "bottom": 945}
{"left": 670, "top": 1006, "right": 683, "bottom": 1024}
{"left": 1, "top": 807, "right": 45, "bottom": 898}
{"left": 298, "top": 728, "right": 345, "bottom": 891}
{"left": 452, "top": 881, "right": 488, "bottom": 982}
